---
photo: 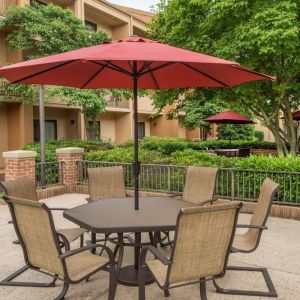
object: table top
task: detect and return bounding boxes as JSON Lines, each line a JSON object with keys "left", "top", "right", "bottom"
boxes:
{"left": 215, "top": 148, "right": 239, "bottom": 152}
{"left": 63, "top": 197, "right": 193, "bottom": 233}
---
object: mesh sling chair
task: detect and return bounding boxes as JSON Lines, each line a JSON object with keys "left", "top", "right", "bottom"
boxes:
{"left": 212, "top": 178, "right": 279, "bottom": 297}
{"left": 0, "top": 196, "right": 117, "bottom": 300}
{"left": 1, "top": 177, "right": 86, "bottom": 248}
{"left": 86, "top": 166, "right": 131, "bottom": 254}
{"left": 160, "top": 166, "right": 219, "bottom": 247}
{"left": 139, "top": 202, "right": 242, "bottom": 300}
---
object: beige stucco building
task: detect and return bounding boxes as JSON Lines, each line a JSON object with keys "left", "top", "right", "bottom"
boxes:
{"left": 0, "top": 0, "right": 199, "bottom": 167}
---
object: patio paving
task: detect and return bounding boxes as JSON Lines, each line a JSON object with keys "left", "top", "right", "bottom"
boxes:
{"left": 0, "top": 193, "right": 300, "bottom": 300}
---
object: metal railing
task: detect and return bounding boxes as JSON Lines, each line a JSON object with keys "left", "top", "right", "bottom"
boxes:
{"left": 36, "top": 161, "right": 63, "bottom": 188}
{"left": 77, "top": 161, "right": 300, "bottom": 206}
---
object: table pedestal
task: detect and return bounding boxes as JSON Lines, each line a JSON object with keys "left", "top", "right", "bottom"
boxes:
{"left": 117, "top": 232, "right": 154, "bottom": 286}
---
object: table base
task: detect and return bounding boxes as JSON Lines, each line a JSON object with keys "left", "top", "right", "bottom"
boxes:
{"left": 118, "top": 265, "right": 154, "bottom": 286}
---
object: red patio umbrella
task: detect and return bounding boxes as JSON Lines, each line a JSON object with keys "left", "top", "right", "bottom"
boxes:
{"left": 205, "top": 110, "right": 254, "bottom": 124}
{"left": 292, "top": 110, "right": 300, "bottom": 121}
{"left": 0, "top": 36, "right": 273, "bottom": 210}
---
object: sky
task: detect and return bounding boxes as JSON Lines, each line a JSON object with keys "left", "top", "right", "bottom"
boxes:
{"left": 109, "top": 0, "right": 160, "bottom": 11}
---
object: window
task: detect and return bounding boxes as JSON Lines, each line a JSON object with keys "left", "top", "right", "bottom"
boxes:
{"left": 34, "top": 120, "right": 57, "bottom": 142}
{"left": 85, "top": 20, "right": 97, "bottom": 32}
{"left": 30, "top": 0, "right": 46, "bottom": 5}
{"left": 88, "top": 121, "right": 101, "bottom": 140}
{"left": 138, "top": 122, "right": 145, "bottom": 139}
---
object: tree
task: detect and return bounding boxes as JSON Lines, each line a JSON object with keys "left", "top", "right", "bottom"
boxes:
{"left": 0, "top": 2, "right": 130, "bottom": 139}
{"left": 149, "top": 0, "right": 300, "bottom": 155}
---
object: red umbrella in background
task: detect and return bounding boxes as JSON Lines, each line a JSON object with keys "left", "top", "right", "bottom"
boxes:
{"left": 292, "top": 110, "right": 300, "bottom": 121}
{"left": 205, "top": 110, "right": 254, "bottom": 124}
{"left": 0, "top": 36, "right": 273, "bottom": 210}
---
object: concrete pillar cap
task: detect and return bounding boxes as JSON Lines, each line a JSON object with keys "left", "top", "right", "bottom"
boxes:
{"left": 56, "top": 147, "right": 84, "bottom": 154}
{"left": 2, "top": 150, "right": 37, "bottom": 159}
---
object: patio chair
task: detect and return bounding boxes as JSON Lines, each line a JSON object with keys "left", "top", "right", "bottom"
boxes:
{"left": 213, "top": 178, "right": 279, "bottom": 297}
{"left": 0, "top": 196, "right": 116, "bottom": 300}
{"left": 1, "top": 177, "right": 86, "bottom": 248}
{"left": 160, "top": 166, "right": 219, "bottom": 247}
{"left": 139, "top": 202, "right": 242, "bottom": 300}
{"left": 86, "top": 166, "right": 129, "bottom": 252}
{"left": 87, "top": 166, "right": 127, "bottom": 202}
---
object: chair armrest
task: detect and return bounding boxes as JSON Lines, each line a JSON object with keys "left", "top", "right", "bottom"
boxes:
{"left": 237, "top": 224, "right": 267, "bottom": 230}
{"left": 59, "top": 243, "right": 114, "bottom": 262}
{"left": 197, "top": 198, "right": 216, "bottom": 206}
{"left": 140, "top": 245, "right": 171, "bottom": 266}
{"left": 49, "top": 207, "right": 69, "bottom": 211}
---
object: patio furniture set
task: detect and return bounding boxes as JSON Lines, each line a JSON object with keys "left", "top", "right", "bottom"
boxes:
{"left": 0, "top": 166, "right": 279, "bottom": 300}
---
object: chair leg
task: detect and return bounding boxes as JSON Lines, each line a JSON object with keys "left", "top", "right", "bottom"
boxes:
{"left": 213, "top": 266, "right": 278, "bottom": 297}
{"left": 0, "top": 265, "right": 58, "bottom": 287}
{"left": 80, "top": 234, "right": 84, "bottom": 247}
{"left": 164, "top": 289, "right": 170, "bottom": 297}
{"left": 200, "top": 278, "right": 207, "bottom": 300}
{"left": 138, "top": 265, "right": 146, "bottom": 300}
{"left": 108, "top": 265, "right": 117, "bottom": 300}
{"left": 54, "top": 281, "right": 69, "bottom": 300}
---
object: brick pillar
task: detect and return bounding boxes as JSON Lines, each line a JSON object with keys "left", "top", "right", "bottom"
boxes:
{"left": 56, "top": 147, "right": 84, "bottom": 185}
{"left": 2, "top": 150, "right": 37, "bottom": 181}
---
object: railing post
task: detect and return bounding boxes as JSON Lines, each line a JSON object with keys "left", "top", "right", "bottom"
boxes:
{"left": 168, "top": 166, "right": 171, "bottom": 192}
{"left": 2, "top": 150, "right": 37, "bottom": 182}
{"left": 56, "top": 147, "right": 84, "bottom": 186}
{"left": 231, "top": 169, "right": 235, "bottom": 201}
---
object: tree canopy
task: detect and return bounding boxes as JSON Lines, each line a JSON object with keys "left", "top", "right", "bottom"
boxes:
{"left": 0, "top": 2, "right": 129, "bottom": 139}
{"left": 149, "top": 0, "right": 300, "bottom": 155}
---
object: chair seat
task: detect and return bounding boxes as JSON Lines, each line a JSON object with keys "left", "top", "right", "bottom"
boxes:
{"left": 147, "top": 259, "right": 198, "bottom": 288}
{"left": 232, "top": 232, "right": 256, "bottom": 252}
{"left": 57, "top": 228, "right": 86, "bottom": 244}
{"left": 66, "top": 252, "right": 109, "bottom": 282}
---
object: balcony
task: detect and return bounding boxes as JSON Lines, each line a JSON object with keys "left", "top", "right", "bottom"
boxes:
{"left": 106, "top": 98, "right": 130, "bottom": 111}
{"left": 0, "top": 0, "right": 17, "bottom": 16}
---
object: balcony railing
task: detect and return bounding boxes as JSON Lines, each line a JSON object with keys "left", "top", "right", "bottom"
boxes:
{"left": 106, "top": 99, "right": 130, "bottom": 109}
{"left": 77, "top": 161, "right": 300, "bottom": 206}
{"left": 36, "top": 161, "right": 63, "bottom": 188}
{"left": 0, "top": 0, "right": 17, "bottom": 15}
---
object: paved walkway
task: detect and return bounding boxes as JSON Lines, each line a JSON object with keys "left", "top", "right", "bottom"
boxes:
{"left": 0, "top": 194, "right": 300, "bottom": 300}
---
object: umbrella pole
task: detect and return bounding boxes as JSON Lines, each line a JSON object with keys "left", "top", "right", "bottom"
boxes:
{"left": 133, "top": 76, "right": 139, "bottom": 210}
{"left": 39, "top": 84, "right": 46, "bottom": 187}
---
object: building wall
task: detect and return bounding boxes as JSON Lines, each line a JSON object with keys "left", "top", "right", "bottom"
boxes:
{"left": 0, "top": 104, "right": 8, "bottom": 167}
{"left": 115, "top": 113, "right": 132, "bottom": 144}
{"left": 98, "top": 112, "right": 116, "bottom": 142}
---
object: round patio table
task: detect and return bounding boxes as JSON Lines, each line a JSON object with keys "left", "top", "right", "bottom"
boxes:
{"left": 63, "top": 196, "right": 193, "bottom": 286}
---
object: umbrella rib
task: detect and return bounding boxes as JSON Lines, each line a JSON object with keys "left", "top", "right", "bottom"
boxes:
{"left": 139, "top": 62, "right": 175, "bottom": 76}
{"left": 91, "top": 61, "right": 132, "bottom": 76}
{"left": 138, "top": 61, "right": 153, "bottom": 74}
{"left": 80, "top": 62, "right": 108, "bottom": 89}
{"left": 107, "top": 61, "right": 133, "bottom": 76}
{"left": 147, "top": 67, "right": 160, "bottom": 89}
{"left": 227, "top": 64, "right": 275, "bottom": 80}
{"left": 11, "top": 60, "right": 75, "bottom": 84}
{"left": 181, "top": 62, "right": 230, "bottom": 87}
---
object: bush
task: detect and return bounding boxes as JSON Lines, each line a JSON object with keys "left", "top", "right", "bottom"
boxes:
{"left": 22, "top": 139, "right": 114, "bottom": 162}
{"left": 140, "top": 136, "right": 276, "bottom": 154}
{"left": 216, "top": 124, "right": 255, "bottom": 141}
{"left": 255, "top": 131, "right": 264, "bottom": 141}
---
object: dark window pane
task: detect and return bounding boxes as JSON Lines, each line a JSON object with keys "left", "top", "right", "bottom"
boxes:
{"left": 33, "top": 120, "right": 57, "bottom": 142}
{"left": 138, "top": 122, "right": 145, "bottom": 139}
{"left": 85, "top": 20, "right": 97, "bottom": 32}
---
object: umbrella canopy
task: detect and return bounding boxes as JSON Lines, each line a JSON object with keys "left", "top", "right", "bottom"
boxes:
{"left": 292, "top": 110, "right": 300, "bottom": 121}
{"left": 205, "top": 110, "right": 254, "bottom": 124}
{"left": 0, "top": 36, "right": 272, "bottom": 210}
{"left": 0, "top": 36, "right": 273, "bottom": 88}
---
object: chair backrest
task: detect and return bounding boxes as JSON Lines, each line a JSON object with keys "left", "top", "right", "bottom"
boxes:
{"left": 5, "top": 196, "right": 65, "bottom": 277}
{"left": 0, "top": 177, "right": 38, "bottom": 201}
{"left": 182, "top": 166, "right": 219, "bottom": 203}
{"left": 248, "top": 178, "right": 279, "bottom": 247}
{"left": 167, "top": 202, "right": 242, "bottom": 284}
{"left": 88, "top": 166, "right": 126, "bottom": 201}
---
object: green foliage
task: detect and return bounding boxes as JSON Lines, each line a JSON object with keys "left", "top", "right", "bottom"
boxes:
{"left": 140, "top": 136, "right": 276, "bottom": 155}
{"left": 149, "top": 0, "right": 300, "bottom": 155}
{"left": 22, "top": 139, "right": 113, "bottom": 162}
{"left": 0, "top": 2, "right": 132, "bottom": 138}
{"left": 217, "top": 124, "right": 255, "bottom": 141}
{"left": 255, "top": 131, "right": 264, "bottom": 141}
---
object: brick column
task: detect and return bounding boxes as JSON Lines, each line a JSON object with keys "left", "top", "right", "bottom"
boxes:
{"left": 56, "top": 147, "right": 84, "bottom": 186}
{"left": 2, "top": 150, "right": 37, "bottom": 181}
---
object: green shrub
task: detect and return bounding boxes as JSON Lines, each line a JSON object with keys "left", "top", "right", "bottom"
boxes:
{"left": 255, "top": 131, "right": 264, "bottom": 141}
{"left": 216, "top": 124, "right": 255, "bottom": 141}
{"left": 22, "top": 139, "right": 114, "bottom": 162}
